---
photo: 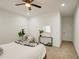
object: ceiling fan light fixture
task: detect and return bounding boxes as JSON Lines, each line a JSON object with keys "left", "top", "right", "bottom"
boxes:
{"left": 16, "top": 0, "right": 41, "bottom": 10}
{"left": 61, "top": 3, "right": 65, "bottom": 7}
{"left": 25, "top": 3, "right": 31, "bottom": 7}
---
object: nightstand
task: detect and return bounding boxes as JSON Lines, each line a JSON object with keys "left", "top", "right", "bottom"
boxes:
{"left": 39, "top": 36, "right": 53, "bottom": 46}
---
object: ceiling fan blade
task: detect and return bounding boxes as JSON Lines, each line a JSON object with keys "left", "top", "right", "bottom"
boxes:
{"left": 31, "top": 4, "right": 41, "bottom": 8}
{"left": 16, "top": 3, "right": 25, "bottom": 6}
{"left": 28, "top": 7, "right": 32, "bottom": 10}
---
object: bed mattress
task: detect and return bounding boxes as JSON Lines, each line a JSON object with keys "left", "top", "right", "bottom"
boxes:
{"left": 0, "top": 42, "right": 46, "bottom": 59}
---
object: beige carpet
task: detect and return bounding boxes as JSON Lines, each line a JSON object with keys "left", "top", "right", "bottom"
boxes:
{"left": 46, "top": 41, "right": 79, "bottom": 59}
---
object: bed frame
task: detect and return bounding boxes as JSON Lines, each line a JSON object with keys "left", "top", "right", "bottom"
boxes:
{"left": 43, "top": 54, "right": 47, "bottom": 59}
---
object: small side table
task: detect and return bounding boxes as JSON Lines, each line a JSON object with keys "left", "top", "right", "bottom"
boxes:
{"left": 39, "top": 36, "right": 53, "bottom": 46}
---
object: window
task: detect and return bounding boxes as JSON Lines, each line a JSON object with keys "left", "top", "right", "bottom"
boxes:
{"left": 43, "top": 25, "right": 51, "bottom": 33}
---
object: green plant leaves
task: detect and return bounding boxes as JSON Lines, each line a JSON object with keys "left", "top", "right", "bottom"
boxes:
{"left": 18, "top": 29, "right": 25, "bottom": 37}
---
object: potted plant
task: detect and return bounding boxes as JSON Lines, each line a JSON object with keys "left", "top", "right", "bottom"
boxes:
{"left": 18, "top": 29, "right": 25, "bottom": 40}
{"left": 39, "top": 29, "right": 44, "bottom": 37}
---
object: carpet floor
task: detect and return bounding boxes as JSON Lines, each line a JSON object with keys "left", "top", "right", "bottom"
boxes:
{"left": 46, "top": 41, "right": 79, "bottom": 59}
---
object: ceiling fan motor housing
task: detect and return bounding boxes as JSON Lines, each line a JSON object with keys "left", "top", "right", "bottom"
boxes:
{"left": 16, "top": 0, "right": 41, "bottom": 11}
{"left": 23, "top": 0, "right": 33, "bottom": 3}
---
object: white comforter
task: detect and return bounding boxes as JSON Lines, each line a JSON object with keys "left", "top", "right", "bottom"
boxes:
{"left": 0, "top": 42, "right": 46, "bottom": 59}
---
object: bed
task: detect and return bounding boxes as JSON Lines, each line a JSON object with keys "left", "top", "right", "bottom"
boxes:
{"left": 0, "top": 42, "right": 46, "bottom": 59}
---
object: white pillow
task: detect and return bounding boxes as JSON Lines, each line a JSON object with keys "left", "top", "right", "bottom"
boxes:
{"left": 27, "top": 36, "right": 35, "bottom": 43}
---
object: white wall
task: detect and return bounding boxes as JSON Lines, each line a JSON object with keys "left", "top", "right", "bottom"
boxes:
{"left": 0, "top": 9, "right": 29, "bottom": 44}
{"left": 0, "top": 8, "right": 62, "bottom": 47}
{"left": 61, "top": 16, "right": 73, "bottom": 41}
{"left": 74, "top": 5, "right": 79, "bottom": 56}
{"left": 29, "top": 12, "right": 61, "bottom": 47}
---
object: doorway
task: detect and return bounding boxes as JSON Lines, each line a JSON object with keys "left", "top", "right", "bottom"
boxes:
{"left": 61, "top": 16, "right": 73, "bottom": 41}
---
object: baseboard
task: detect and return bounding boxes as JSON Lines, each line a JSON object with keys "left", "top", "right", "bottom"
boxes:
{"left": 62, "top": 40, "right": 72, "bottom": 42}
{"left": 73, "top": 43, "right": 79, "bottom": 58}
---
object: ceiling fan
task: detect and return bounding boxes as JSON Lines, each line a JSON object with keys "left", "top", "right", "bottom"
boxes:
{"left": 16, "top": 0, "right": 42, "bottom": 10}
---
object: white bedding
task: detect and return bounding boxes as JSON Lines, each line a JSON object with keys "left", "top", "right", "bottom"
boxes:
{"left": 0, "top": 42, "right": 46, "bottom": 59}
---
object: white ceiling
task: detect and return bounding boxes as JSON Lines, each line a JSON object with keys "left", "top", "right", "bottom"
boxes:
{"left": 60, "top": 0, "right": 78, "bottom": 16}
{"left": 0, "top": 0, "right": 78, "bottom": 16}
